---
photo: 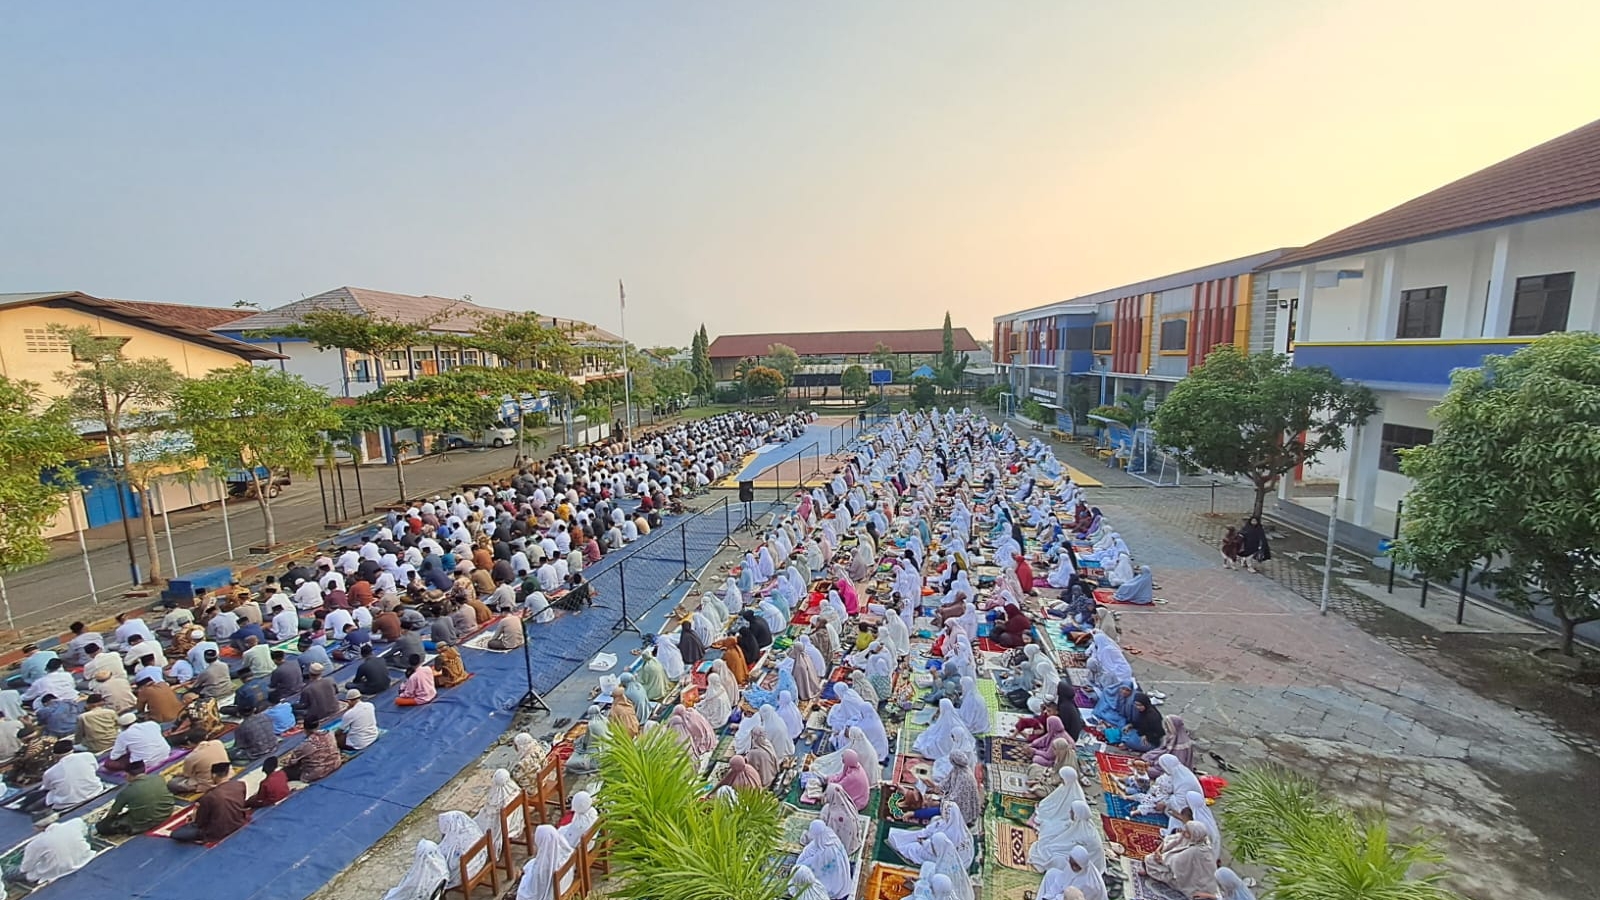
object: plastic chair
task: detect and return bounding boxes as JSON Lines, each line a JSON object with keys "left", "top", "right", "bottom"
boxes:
{"left": 444, "top": 831, "right": 499, "bottom": 899}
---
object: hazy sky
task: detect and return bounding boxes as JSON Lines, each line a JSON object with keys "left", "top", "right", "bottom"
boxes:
{"left": 5, "top": 2, "right": 1598, "bottom": 347}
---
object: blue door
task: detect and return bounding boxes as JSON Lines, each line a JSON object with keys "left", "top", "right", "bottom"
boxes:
{"left": 79, "top": 468, "right": 141, "bottom": 529}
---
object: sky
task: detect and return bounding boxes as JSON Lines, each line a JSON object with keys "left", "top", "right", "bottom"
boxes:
{"left": 4, "top": 2, "right": 1599, "bottom": 348}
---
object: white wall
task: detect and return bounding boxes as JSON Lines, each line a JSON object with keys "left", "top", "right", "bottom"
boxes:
{"left": 1371, "top": 395, "right": 1437, "bottom": 514}
{"left": 1508, "top": 210, "right": 1600, "bottom": 332}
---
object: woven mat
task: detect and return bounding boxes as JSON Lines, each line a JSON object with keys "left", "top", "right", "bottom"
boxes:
{"left": 991, "top": 792, "right": 1036, "bottom": 824}
{"left": 991, "top": 737, "right": 1034, "bottom": 766}
{"left": 989, "top": 765, "right": 1031, "bottom": 798}
{"left": 1096, "top": 750, "right": 1141, "bottom": 779}
{"left": 992, "top": 711, "right": 1025, "bottom": 734}
{"left": 0, "top": 833, "right": 119, "bottom": 892}
{"left": 461, "top": 629, "right": 513, "bottom": 653}
{"left": 989, "top": 818, "right": 1038, "bottom": 871}
{"left": 976, "top": 677, "right": 1001, "bottom": 714}
{"left": 780, "top": 808, "right": 821, "bottom": 853}
{"left": 1102, "top": 815, "right": 1164, "bottom": 859}
{"left": 981, "top": 857, "right": 1044, "bottom": 900}
{"left": 1126, "top": 861, "right": 1191, "bottom": 900}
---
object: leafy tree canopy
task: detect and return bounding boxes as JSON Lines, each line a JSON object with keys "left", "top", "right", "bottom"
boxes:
{"left": 1153, "top": 345, "right": 1377, "bottom": 518}
{"left": 0, "top": 377, "right": 87, "bottom": 572}
{"left": 261, "top": 309, "right": 425, "bottom": 359}
{"left": 1394, "top": 333, "right": 1600, "bottom": 654}
{"left": 458, "top": 310, "right": 583, "bottom": 374}
{"left": 764, "top": 343, "right": 799, "bottom": 383}
{"left": 743, "top": 365, "right": 785, "bottom": 400}
{"left": 654, "top": 365, "right": 696, "bottom": 399}
{"left": 840, "top": 364, "right": 871, "bottom": 399}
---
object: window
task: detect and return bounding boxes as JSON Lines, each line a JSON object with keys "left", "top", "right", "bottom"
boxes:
{"left": 22, "top": 328, "right": 70, "bottom": 353}
{"left": 462, "top": 350, "right": 480, "bottom": 365}
{"left": 385, "top": 351, "right": 405, "bottom": 371}
{"left": 350, "top": 359, "right": 374, "bottom": 383}
{"left": 1396, "top": 286, "right": 1446, "bottom": 338}
{"left": 1063, "top": 327, "right": 1094, "bottom": 351}
{"left": 1379, "top": 424, "right": 1433, "bottom": 473}
{"left": 1159, "top": 317, "right": 1188, "bottom": 353}
{"left": 1092, "top": 323, "right": 1112, "bottom": 352}
{"left": 1509, "top": 272, "right": 1573, "bottom": 336}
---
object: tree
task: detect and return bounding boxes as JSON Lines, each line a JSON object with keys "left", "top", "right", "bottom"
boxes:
{"left": 599, "top": 727, "right": 787, "bottom": 900}
{"left": 871, "top": 341, "right": 897, "bottom": 375}
{"left": 1222, "top": 766, "right": 1461, "bottom": 900}
{"left": 52, "top": 326, "right": 189, "bottom": 584}
{"left": 175, "top": 368, "right": 343, "bottom": 547}
{"left": 462, "top": 310, "right": 584, "bottom": 375}
{"left": 910, "top": 377, "right": 937, "bottom": 410}
{"left": 935, "top": 311, "right": 970, "bottom": 396}
{"left": 1153, "top": 345, "right": 1377, "bottom": 519}
{"left": 263, "top": 309, "right": 424, "bottom": 388}
{"left": 1116, "top": 388, "right": 1157, "bottom": 429}
{"left": 840, "top": 364, "right": 871, "bottom": 401}
{"left": 691, "top": 325, "right": 715, "bottom": 396}
{"left": 743, "top": 366, "right": 785, "bottom": 401}
{"left": 1394, "top": 333, "right": 1600, "bottom": 655}
{"left": 1066, "top": 381, "right": 1096, "bottom": 433}
{"left": 0, "top": 377, "right": 87, "bottom": 576}
{"left": 763, "top": 343, "right": 800, "bottom": 385}
{"left": 654, "top": 365, "right": 696, "bottom": 400}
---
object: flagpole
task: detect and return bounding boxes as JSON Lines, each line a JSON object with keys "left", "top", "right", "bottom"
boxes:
{"left": 619, "top": 279, "right": 632, "bottom": 441}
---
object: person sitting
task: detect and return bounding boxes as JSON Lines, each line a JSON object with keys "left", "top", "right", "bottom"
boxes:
{"left": 264, "top": 699, "right": 297, "bottom": 735}
{"left": 228, "top": 671, "right": 270, "bottom": 719}
{"left": 105, "top": 713, "right": 172, "bottom": 773}
{"left": 167, "top": 694, "right": 225, "bottom": 747}
{"left": 20, "top": 816, "right": 95, "bottom": 884}
{"left": 346, "top": 644, "right": 392, "bottom": 696}
{"left": 7, "top": 726, "right": 58, "bottom": 786}
{"left": 387, "top": 625, "right": 426, "bottom": 670}
{"left": 167, "top": 738, "right": 230, "bottom": 794}
{"left": 230, "top": 704, "right": 278, "bottom": 763}
{"left": 21, "top": 741, "right": 101, "bottom": 814}
{"left": 239, "top": 634, "right": 273, "bottom": 678}
{"left": 395, "top": 659, "right": 437, "bottom": 707}
{"left": 295, "top": 663, "right": 342, "bottom": 725}
{"left": 24, "top": 659, "right": 76, "bottom": 711}
{"left": 172, "top": 763, "right": 250, "bottom": 843}
{"left": 337, "top": 690, "right": 380, "bottom": 751}
{"left": 487, "top": 610, "right": 525, "bottom": 650}
{"left": 1111, "top": 565, "right": 1155, "bottom": 605}
{"left": 95, "top": 760, "right": 175, "bottom": 835}
{"left": 35, "top": 694, "right": 83, "bottom": 739}
{"left": 268, "top": 650, "right": 305, "bottom": 702}
{"left": 433, "top": 645, "right": 470, "bottom": 688}
{"left": 1138, "top": 821, "right": 1220, "bottom": 898}
{"left": 281, "top": 718, "right": 342, "bottom": 782}
{"left": 74, "top": 695, "right": 120, "bottom": 754}
{"left": 296, "top": 637, "right": 333, "bottom": 675}
{"left": 246, "top": 756, "right": 292, "bottom": 809}
{"left": 191, "top": 649, "right": 233, "bottom": 700}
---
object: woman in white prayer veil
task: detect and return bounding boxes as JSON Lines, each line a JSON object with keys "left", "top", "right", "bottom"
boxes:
{"left": 913, "top": 698, "right": 967, "bottom": 759}
{"left": 697, "top": 672, "right": 733, "bottom": 729}
{"left": 437, "top": 811, "right": 488, "bottom": 888}
{"left": 690, "top": 609, "right": 717, "bottom": 647}
{"left": 880, "top": 607, "right": 912, "bottom": 659}
{"left": 709, "top": 581, "right": 736, "bottom": 622}
{"left": 925, "top": 833, "right": 974, "bottom": 900}
{"left": 775, "top": 689, "right": 805, "bottom": 739}
{"left": 475, "top": 768, "right": 525, "bottom": 853}
{"left": 789, "top": 864, "right": 831, "bottom": 900}
{"left": 1105, "top": 552, "right": 1135, "bottom": 587}
{"left": 515, "top": 824, "right": 576, "bottom": 900}
{"left": 383, "top": 840, "right": 448, "bottom": 900}
{"left": 652, "top": 632, "right": 685, "bottom": 681}
{"left": 797, "top": 820, "right": 854, "bottom": 899}
{"left": 1030, "top": 768, "right": 1087, "bottom": 833}
{"left": 887, "top": 799, "right": 974, "bottom": 868}
{"left": 1182, "top": 789, "right": 1223, "bottom": 863}
{"left": 758, "top": 704, "right": 796, "bottom": 757}
{"left": 732, "top": 708, "right": 759, "bottom": 754}
{"left": 1030, "top": 796, "right": 1104, "bottom": 873}
{"left": 810, "top": 725, "right": 883, "bottom": 784}
{"left": 557, "top": 791, "right": 598, "bottom": 849}
{"left": 757, "top": 544, "right": 776, "bottom": 580}
{"left": 955, "top": 676, "right": 991, "bottom": 737}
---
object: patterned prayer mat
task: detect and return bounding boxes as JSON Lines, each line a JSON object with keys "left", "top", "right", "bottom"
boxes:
{"left": 992, "top": 710, "right": 1025, "bottom": 734}
{"left": 992, "top": 792, "right": 1036, "bottom": 824}
{"left": 990, "top": 818, "right": 1039, "bottom": 871}
{"left": 1103, "top": 794, "right": 1167, "bottom": 826}
{"left": 780, "top": 808, "right": 821, "bottom": 853}
{"left": 1101, "top": 815, "right": 1164, "bottom": 859}
{"left": 975, "top": 677, "right": 1001, "bottom": 715}
{"left": 1096, "top": 750, "right": 1141, "bottom": 779}
{"left": 982, "top": 855, "right": 1044, "bottom": 900}
{"left": 990, "top": 765, "right": 1031, "bottom": 798}
{"left": 1126, "top": 862, "right": 1190, "bottom": 900}
{"left": 0, "top": 833, "right": 118, "bottom": 895}
{"left": 991, "top": 736, "right": 1034, "bottom": 765}
{"left": 890, "top": 754, "right": 934, "bottom": 788}
{"left": 863, "top": 862, "right": 919, "bottom": 900}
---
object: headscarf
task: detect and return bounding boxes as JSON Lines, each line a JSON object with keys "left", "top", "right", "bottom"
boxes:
{"left": 475, "top": 768, "right": 524, "bottom": 852}
{"left": 1031, "top": 798, "right": 1104, "bottom": 873}
{"left": 1158, "top": 823, "right": 1220, "bottom": 898}
{"left": 939, "top": 748, "right": 982, "bottom": 827}
{"left": 517, "top": 824, "right": 576, "bottom": 900}
{"left": 677, "top": 621, "right": 706, "bottom": 668}
{"left": 696, "top": 673, "right": 732, "bottom": 729}
{"left": 832, "top": 686, "right": 889, "bottom": 759}
{"left": 745, "top": 728, "right": 779, "bottom": 786}
{"left": 620, "top": 672, "right": 653, "bottom": 720}
{"left": 1061, "top": 845, "right": 1109, "bottom": 900}
{"left": 1036, "top": 767, "right": 1086, "bottom": 823}
{"left": 383, "top": 840, "right": 448, "bottom": 900}
{"left": 887, "top": 799, "right": 973, "bottom": 869}
{"left": 608, "top": 687, "right": 641, "bottom": 737}
{"left": 672, "top": 705, "right": 717, "bottom": 756}
{"left": 652, "top": 632, "right": 685, "bottom": 681}
{"left": 796, "top": 820, "right": 853, "bottom": 899}
{"left": 826, "top": 748, "right": 871, "bottom": 810}
{"left": 1184, "top": 790, "right": 1222, "bottom": 863}
{"left": 1111, "top": 565, "right": 1153, "bottom": 604}
{"left": 1143, "top": 715, "right": 1192, "bottom": 768}
{"left": 820, "top": 782, "right": 862, "bottom": 854}
{"left": 438, "top": 811, "right": 486, "bottom": 888}
{"left": 810, "top": 726, "right": 882, "bottom": 785}
{"left": 955, "top": 675, "right": 991, "bottom": 736}
{"left": 1030, "top": 716, "right": 1067, "bottom": 765}
{"left": 1216, "top": 867, "right": 1256, "bottom": 900}
{"left": 913, "top": 698, "right": 971, "bottom": 760}
{"left": 758, "top": 704, "right": 795, "bottom": 757}
{"left": 775, "top": 690, "right": 804, "bottom": 739}
{"left": 789, "top": 865, "right": 830, "bottom": 900}
{"left": 925, "top": 833, "right": 973, "bottom": 900}
{"left": 880, "top": 607, "right": 912, "bottom": 658}
{"left": 718, "top": 755, "right": 763, "bottom": 791}
{"left": 557, "top": 791, "right": 597, "bottom": 848}
{"left": 711, "top": 657, "right": 742, "bottom": 696}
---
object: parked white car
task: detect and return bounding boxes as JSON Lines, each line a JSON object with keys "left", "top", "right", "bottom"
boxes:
{"left": 442, "top": 426, "right": 518, "bottom": 449}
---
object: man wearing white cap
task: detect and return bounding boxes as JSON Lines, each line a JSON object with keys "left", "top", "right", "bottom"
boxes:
{"left": 336, "top": 690, "right": 379, "bottom": 751}
{"left": 105, "top": 712, "right": 171, "bottom": 773}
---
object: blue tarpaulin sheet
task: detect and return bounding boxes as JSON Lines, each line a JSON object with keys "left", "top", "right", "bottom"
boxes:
{"left": 732, "top": 423, "right": 843, "bottom": 483}
{"left": 20, "top": 500, "right": 784, "bottom": 900}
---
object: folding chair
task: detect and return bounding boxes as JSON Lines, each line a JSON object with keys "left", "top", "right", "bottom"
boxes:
{"left": 444, "top": 830, "right": 499, "bottom": 899}
{"left": 498, "top": 792, "right": 536, "bottom": 880}
{"left": 579, "top": 822, "right": 613, "bottom": 896}
{"left": 527, "top": 754, "right": 566, "bottom": 825}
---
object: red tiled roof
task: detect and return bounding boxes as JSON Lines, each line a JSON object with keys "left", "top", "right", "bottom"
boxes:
{"left": 707, "top": 328, "right": 980, "bottom": 360}
{"left": 1266, "top": 118, "right": 1600, "bottom": 270}
{"left": 103, "top": 299, "right": 255, "bottom": 330}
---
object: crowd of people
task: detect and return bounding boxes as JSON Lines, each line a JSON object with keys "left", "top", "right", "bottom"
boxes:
{"left": 0, "top": 409, "right": 816, "bottom": 892}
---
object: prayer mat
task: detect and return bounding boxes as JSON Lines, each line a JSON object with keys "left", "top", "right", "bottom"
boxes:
{"left": 990, "top": 819, "right": 1039, "bottom": 871}
{"left": 990, "top": 765, "right": 1031, "bottom": 798}
{"left": 460, "top": 629, "right": 513, "bottom": 653}
{"left": 974, "top": 638, "right": 1009, "bottom": 654}
{"left": 0, "top": 833, "right": 118, "bottom": 893}
{"left": 976, "top": 677, "right": 1001, "bottom": 715}
{"left": 1102, "top": 794, "right": 1166, "bottom": 826}
{"left": 779, "top": 808, "right": 821, "bottom": 853}
{"left": 993, "top": 710, "right": 1025, "bottom": 734}
{"left": 1096, "top": 750, "right": 1141, "bottom": 781}
{"left": 890, "top": 754, "right": 934, "bottom": 788}
{"left": 991, "top": 737, "right": 1034, "bottom": 765}
{"left": 0, "top": 778, "right": 116, "bottom": 815}
{"left": 166, "top": 766, "right": 246, "bottom": 802}
{"left": 981, "top": 856, "right": 1044, "bottom": 900}
{"left": 1127, "top": 865, "right": 1190, "bottom": 900}
{"left": 99, "top": 746, "right": 191, "bottom": 783}
{"left": 863, "top": 862, "right": 919, "bottom": 900}
{"left": 1101, "top": 815, "right": 1164, "bottom": 859}
{"left": 993, "top": 791, "right": 1037, "bottom": 824}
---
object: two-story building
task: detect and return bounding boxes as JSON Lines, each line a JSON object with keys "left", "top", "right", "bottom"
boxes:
{"left": 993, "top": 249, "right": 1294, "bottom": 418}
{"left": 1262, "top": 117, "right": 1600, "bottom": 533}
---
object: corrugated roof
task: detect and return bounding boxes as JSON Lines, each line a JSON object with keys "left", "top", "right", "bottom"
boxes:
{"left": 996, "top": 248, "right": 1296, "bottom": 322}
{"left": 104, "top": 299, "right": 254, "bottom": 330}
{"left": 218, "top": 286, "right": 621, "bottom": 344}
{"left": 1266, "top": 117, "right": 1600, "bottom": 270}
{"left": 707, "top": 328, "right": 981, "bottom": 360}
{"left": 0, "top": 292, "right": 283, "bottom": 361}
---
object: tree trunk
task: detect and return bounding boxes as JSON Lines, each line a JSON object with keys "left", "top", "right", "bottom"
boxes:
{"left": 257, "top": 491, "right": 276, "bottom": 547}
{"left": 1561, "top": 617, "right": 1577, "bottom": 657}
{"left": 136, "top": 487, "right": 164, "bottom": 583}
{"left": 395, "top": 454, "right": 408, "bottom": 503}
{"left": 1252, "top": 483, "right": 1269, "bottom": 520}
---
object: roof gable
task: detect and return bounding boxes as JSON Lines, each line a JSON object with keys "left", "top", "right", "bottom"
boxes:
{"left": 707, "top": 328, "right": 981, "bottom": 359}
{"left": 1267, "top": 117, "right": 1600, "bottom": 270}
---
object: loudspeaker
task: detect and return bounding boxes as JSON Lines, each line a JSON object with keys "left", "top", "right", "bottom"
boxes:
{"left": 738, "top": 481, "right": 755, "bottom": 503}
